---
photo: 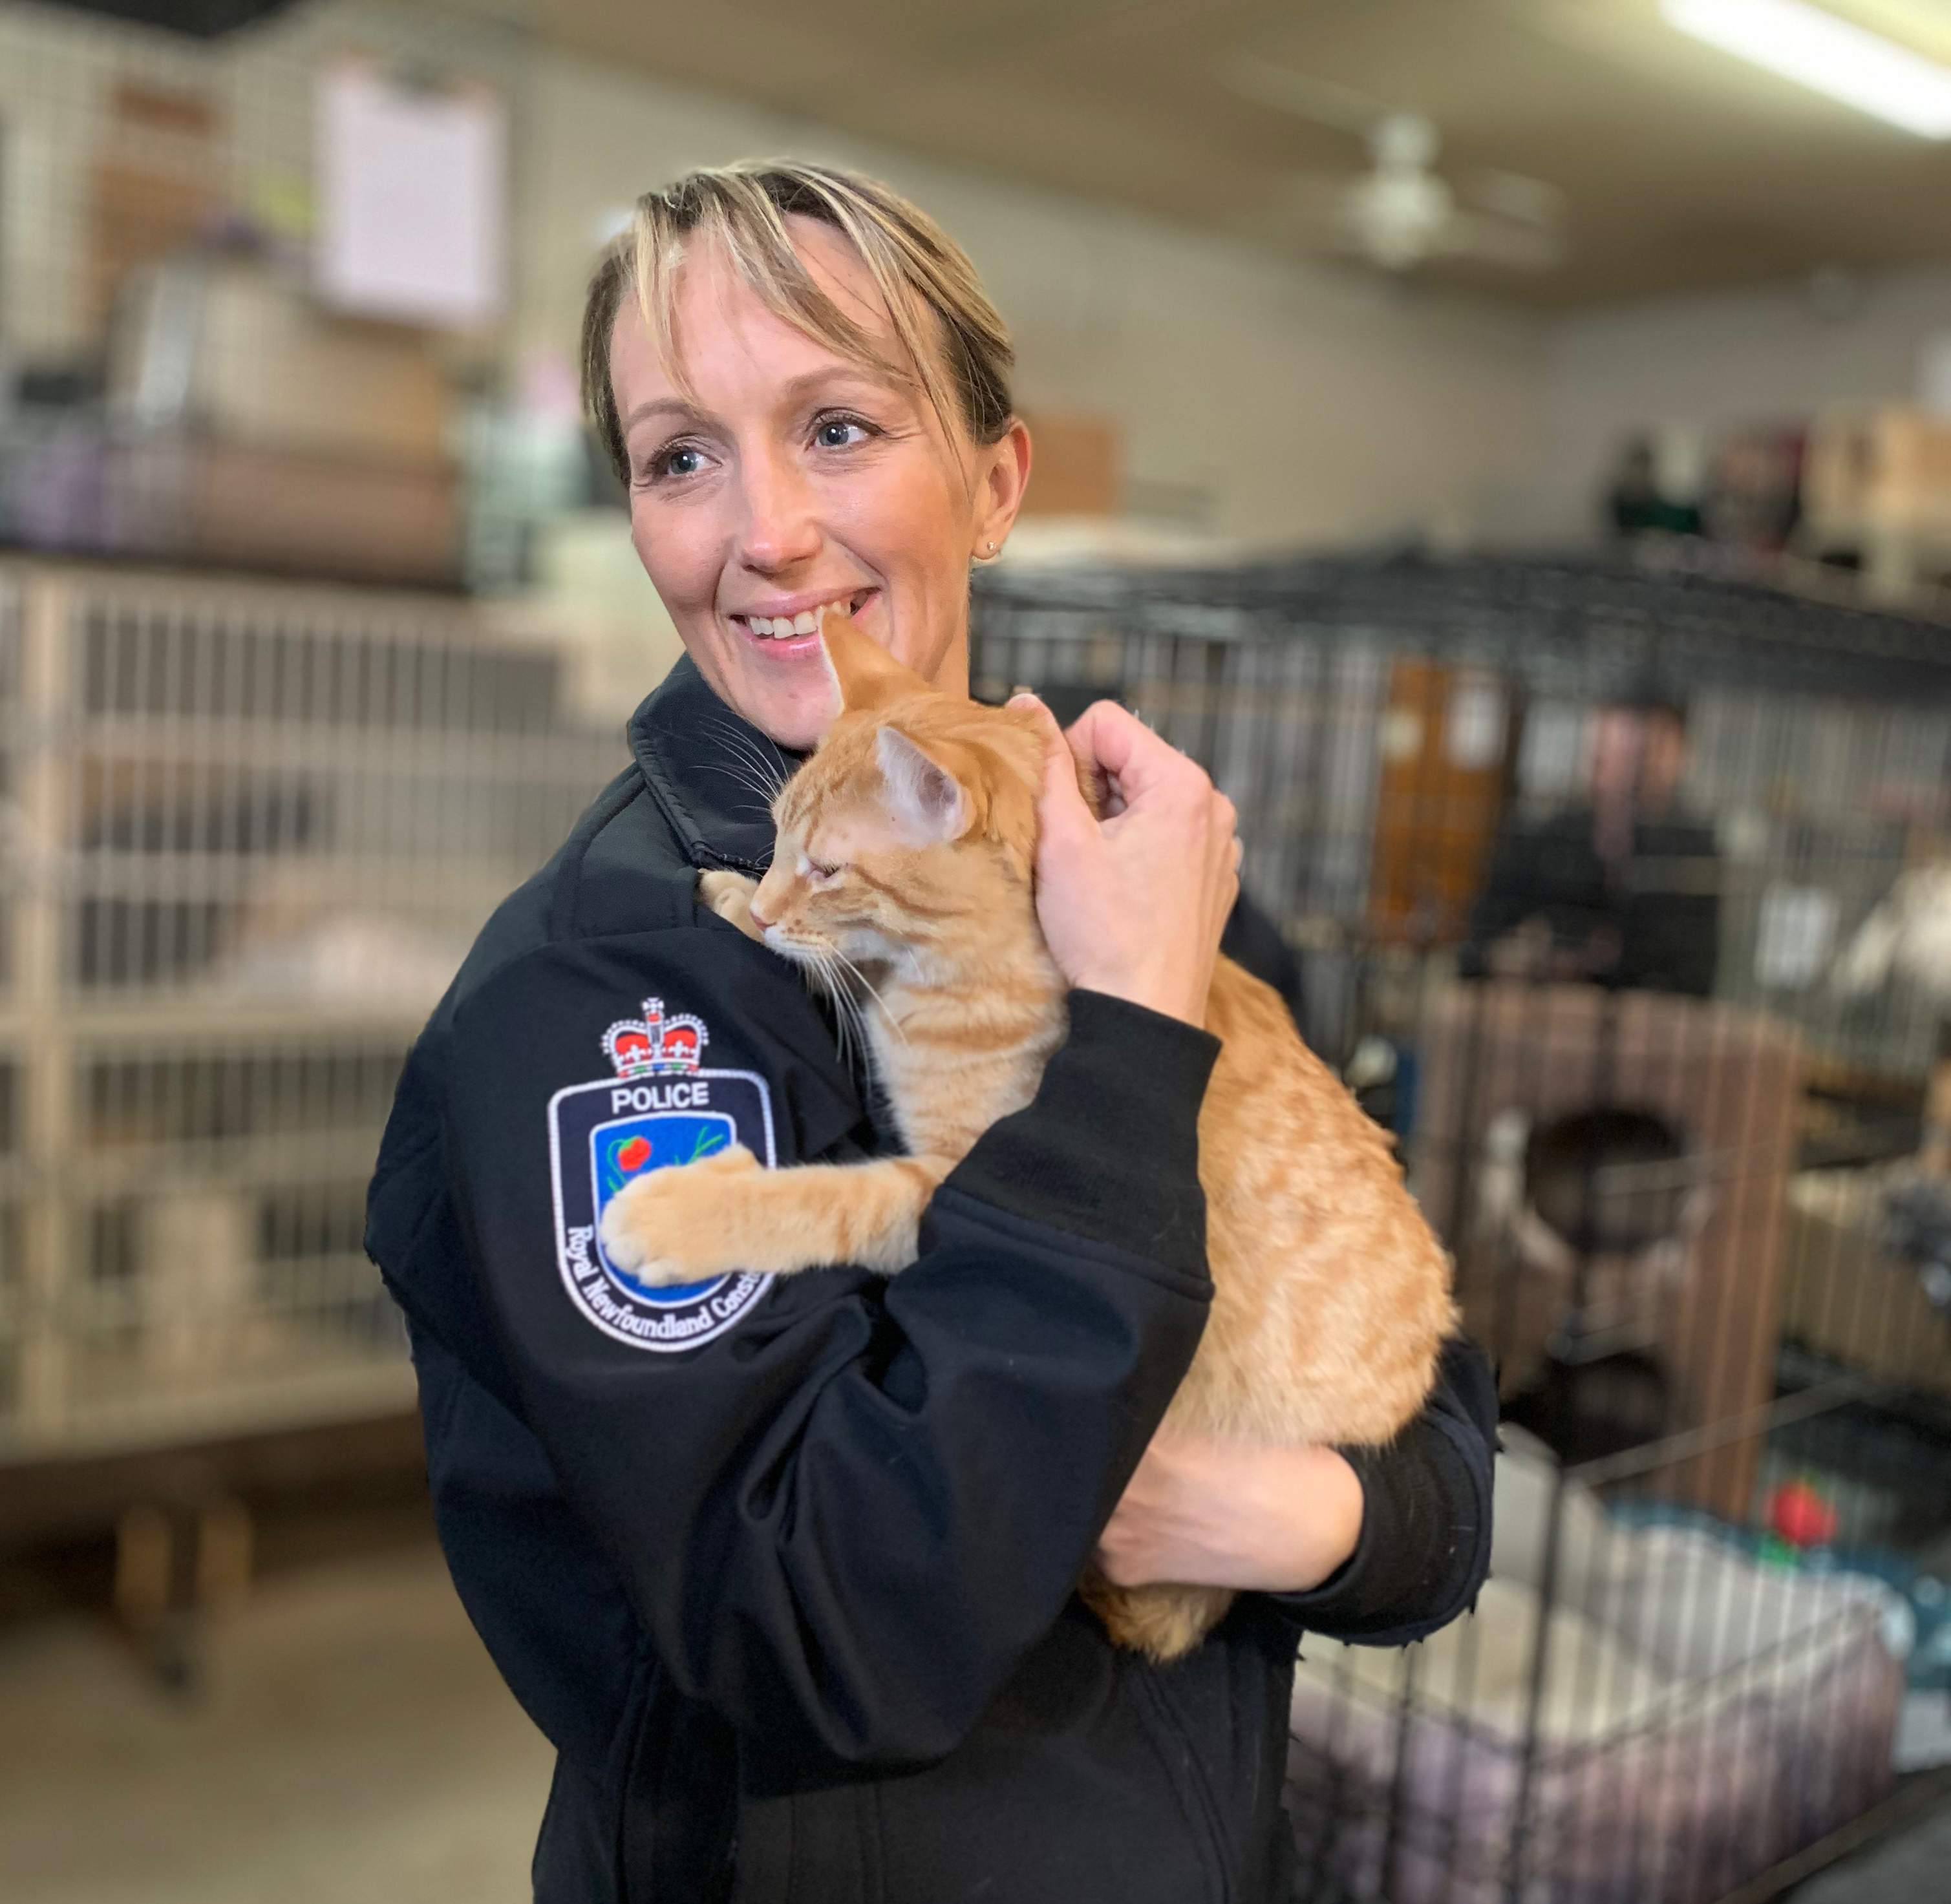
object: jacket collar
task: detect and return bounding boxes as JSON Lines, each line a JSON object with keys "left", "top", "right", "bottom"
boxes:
{"left": 628, "top": 654, "right": 801, "bottom": 874}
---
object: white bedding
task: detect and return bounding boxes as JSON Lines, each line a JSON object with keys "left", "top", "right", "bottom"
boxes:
{"left": 1286, "top": 1443, "right": 1906, "bottom": 1903}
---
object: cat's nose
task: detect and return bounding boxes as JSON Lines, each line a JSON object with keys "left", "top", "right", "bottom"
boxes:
{"left": 749, "top": 901, "right": 773, "bottom": 930}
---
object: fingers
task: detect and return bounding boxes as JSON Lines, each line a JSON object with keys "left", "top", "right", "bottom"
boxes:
{"left": 1008, "top": 693, "right": 1098, "bottom": 852}
{"left": 1021, "top": 692, "right": 1238, "bottom": 873}
{"left": 1062, "top": 700, "right": 1194, "bottom": 801}
{"left": 1009, "top": 689, "right": 1242, "bottom": 1025}
{"left": 1007, "top": 690, "right": 1067, "bottom": 771}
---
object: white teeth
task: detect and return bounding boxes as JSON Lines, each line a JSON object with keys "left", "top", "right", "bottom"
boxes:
{"left": 742, "top": 597, "right": 861, "bottom": 639}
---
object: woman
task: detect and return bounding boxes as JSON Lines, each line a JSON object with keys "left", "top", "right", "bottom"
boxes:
{"left": 367, "top": 161, "right": 1494, "bottom": 1904}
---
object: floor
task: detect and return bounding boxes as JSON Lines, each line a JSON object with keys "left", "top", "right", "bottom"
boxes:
{"left": 2, "top": 1523, "right": 1944, "bottom": 1904}
{"left": 0, "top": 1540, "right": 554, "bottom": 1904}
{"left": 1788, "top": 1789, "right": 1951, "bottom": 1904}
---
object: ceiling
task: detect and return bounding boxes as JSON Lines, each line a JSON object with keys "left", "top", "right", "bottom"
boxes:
{"left": 510, "top": 0, "right": 1951, "bottom": 308}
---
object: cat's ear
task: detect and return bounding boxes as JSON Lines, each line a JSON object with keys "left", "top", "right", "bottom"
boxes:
{"left": 823, "top": 611, "right": 932, "bottom": 715}
{"left": 877, "top": 726, "right": 967, "bottom": 843}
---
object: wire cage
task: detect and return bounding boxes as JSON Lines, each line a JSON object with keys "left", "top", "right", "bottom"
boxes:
{"left": 0, "top": 556, "right": 626, "bottom": 1462}
{"left": 974, "top": 549, "right": 1951, "bottom": 1902}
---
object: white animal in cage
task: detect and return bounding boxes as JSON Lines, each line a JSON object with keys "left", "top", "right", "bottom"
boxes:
{"left": 1469, "top": 1108, "right": 1712, "bottom": 1393}
{"left": 1833, "top": 864, "right": 1951, "bottom": 999}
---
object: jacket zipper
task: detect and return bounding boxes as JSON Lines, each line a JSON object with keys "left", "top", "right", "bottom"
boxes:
{"left": 1131, "top": 1659, "right": 1232, "bottom": 1904}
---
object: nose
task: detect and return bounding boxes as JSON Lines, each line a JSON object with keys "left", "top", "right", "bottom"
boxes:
{"left": 748, "top": 900, "right": 773, "bottom": 931}
{"left": 735, "top": 444, "right": 820, "bottom": 575}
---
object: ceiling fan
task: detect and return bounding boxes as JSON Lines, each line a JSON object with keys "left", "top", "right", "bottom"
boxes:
{"left": 1220, "top": 52, "right": 1568, "bottom": 275}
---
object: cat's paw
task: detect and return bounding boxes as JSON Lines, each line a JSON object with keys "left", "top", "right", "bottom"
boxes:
{"left": 599, "top": 1145, "right": 761, "bottom": 1283}
{"left": 698, "top": 871, "right": 764, "bottom": 940}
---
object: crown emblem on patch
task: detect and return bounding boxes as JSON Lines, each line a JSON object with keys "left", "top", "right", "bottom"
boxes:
{"left": 602, "top": 997, "right": 709, "bottom": 1077}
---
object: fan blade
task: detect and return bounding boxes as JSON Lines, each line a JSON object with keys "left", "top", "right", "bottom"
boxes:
{"left": 1227, "top": 178, "right": 1370, "bottom": 262}
{"left": 1282, "top": 170, "right": 1366, "bottom": 221}
{"left": 1428, "top": 207, "right": 1567, "bottom": 271}
{"left": 1215, "top": 51, "right": 1384, "bottom": 137}
{"left": 1466, "top": 167, "right": 1568, "bottom": 231}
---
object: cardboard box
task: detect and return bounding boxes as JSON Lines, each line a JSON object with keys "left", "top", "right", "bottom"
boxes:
{"left": 1018, "top": 413, "right": 1120, "bottom": 517}
{"left": 111, "top": 260, "right": 454, "bottom": 466}
{"left": 88, "top": 82, "right": 221, "bottom": 333}
{"left": 1803, "top": 406, "right": 1951, "bottom": 542}
{"left": 1782, "top": 1169, "right": 1951, "bottom": 1398}
{"left": 107, "top": 432, "right": 460, "bottom": 586}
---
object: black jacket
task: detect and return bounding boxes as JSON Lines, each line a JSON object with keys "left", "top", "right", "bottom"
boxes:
{"left": 1460, "top": 805, "right": 1721, "bottom": 997}
{"left": 366, "top": 656, "right": 1496, "bottom": 1904}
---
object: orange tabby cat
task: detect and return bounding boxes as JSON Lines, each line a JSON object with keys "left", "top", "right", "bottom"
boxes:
{"left": 601, "top": 615, "right": 1456, "bottom": 1660}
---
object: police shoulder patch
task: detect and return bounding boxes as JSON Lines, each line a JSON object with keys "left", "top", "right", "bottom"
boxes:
{"left": 548, "top": 996, "right": 775, "bottom": 1352}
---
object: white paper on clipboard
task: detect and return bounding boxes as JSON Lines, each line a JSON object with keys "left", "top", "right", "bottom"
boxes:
{"left": 315, "top": 61, "right": 506, "bottom": 328}
{"left": 1754, "top": 883, "right": 1838, "bottom": 991}
{"left": 1445, "top": 677, "right": 1506, "bottom": 770}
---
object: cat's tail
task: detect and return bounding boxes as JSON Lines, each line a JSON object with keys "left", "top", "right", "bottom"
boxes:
{"left": 1080, "top": 1569, "right": 1237, "bottom": 1664}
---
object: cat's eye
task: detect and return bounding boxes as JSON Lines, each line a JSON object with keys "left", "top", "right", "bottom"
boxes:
{"left": 807, "top": 858, "right": 841, "bottom": 881}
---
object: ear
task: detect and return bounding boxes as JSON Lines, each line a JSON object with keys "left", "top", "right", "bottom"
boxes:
{"left": 876, "top": 725, "right": 967, "bottom": 844}
{"left": 824, "top": 611, "right": 933, "bottom": 715}
{"left": 972, "top": 418, "right": 1032, "bottom": 562}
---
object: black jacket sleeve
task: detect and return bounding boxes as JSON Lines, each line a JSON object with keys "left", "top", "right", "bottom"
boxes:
{"left": 1266, "top": 1333, "right": 1497, "bottom": 1645}
{"left": 438, "top": 935, "right": 1217, "bottom": 1774}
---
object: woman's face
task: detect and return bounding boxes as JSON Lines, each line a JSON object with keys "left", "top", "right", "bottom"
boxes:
{"left": 609, "top": 217, "right": 1030, "bottom": 750}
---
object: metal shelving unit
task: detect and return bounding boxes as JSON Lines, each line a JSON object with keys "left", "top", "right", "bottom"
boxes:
{"left": 0, "top": 556, "right": 626, "bottom": 1465}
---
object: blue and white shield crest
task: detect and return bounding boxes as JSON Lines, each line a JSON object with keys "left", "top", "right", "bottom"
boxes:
{"left": 548, "top": 1031, "right": 776, "bottom": 1351}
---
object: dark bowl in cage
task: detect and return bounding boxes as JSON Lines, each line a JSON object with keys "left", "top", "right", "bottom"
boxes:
{"left": 1524, "top": 1107, "right": 1692, "bottom": 1256}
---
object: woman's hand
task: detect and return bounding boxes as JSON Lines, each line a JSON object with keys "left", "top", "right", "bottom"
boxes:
{"left": 1094, "top": 1431, "right": 1365, "bottom": 1594}
{"left": 1012, "top": 696, "right": 1239, "bottom": 1028}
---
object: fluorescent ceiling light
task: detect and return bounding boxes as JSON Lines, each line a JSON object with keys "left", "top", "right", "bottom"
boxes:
{"left": 1662, "top": 0, "right": 1951, "bottom": 138}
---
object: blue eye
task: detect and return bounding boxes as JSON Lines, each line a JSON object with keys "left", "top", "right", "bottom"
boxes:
{"left": 659, "top": 445, "right": 703, "bottom": 478}
{"left": 814, "top": 418, "right": 870, "bottom": 449}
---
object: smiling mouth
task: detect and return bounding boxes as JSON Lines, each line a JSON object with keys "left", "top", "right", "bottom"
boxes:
{"left": 730, "top": 590, "right": 875, "bottom": 642}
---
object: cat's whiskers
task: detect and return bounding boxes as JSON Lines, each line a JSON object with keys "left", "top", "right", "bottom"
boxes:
{"left": 701, "top": 716, "right": 793, "bottom": 813}
{"left": 809, "top": 946, "right": 878, "bottom": 1077}
{"left": 815, "top": 951, "right": 857, "bottom": 1074}
{"left": 778, "top": 937, "right": 854, "bottom": 1068}
{"left": 704, "top": 747, "right": 775, "bottom": 796}
{"left": 826, "top": 947, "right": 908, "bottom": 1049}
{"left": 701, "top": 762, "right": 789, "bottom": 815}
{"left": 701, "top": 710, "right": 791, "bottom": 781}
{"left": 698, "top": 740, "right": 788, "bottom": 809}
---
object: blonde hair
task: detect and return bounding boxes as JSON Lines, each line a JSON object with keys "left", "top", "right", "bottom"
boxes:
{"left": 581, "top": 160, "right": 1015, "bottom": 484}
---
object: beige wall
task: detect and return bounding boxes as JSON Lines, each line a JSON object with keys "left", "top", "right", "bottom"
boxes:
{"left": 516, "top": 53, "right": 1548, "bottom": 551}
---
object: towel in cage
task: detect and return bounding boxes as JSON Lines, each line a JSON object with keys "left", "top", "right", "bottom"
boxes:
{"left": 1286, "top": 1446, "right": 1905, "bottom": 1904}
